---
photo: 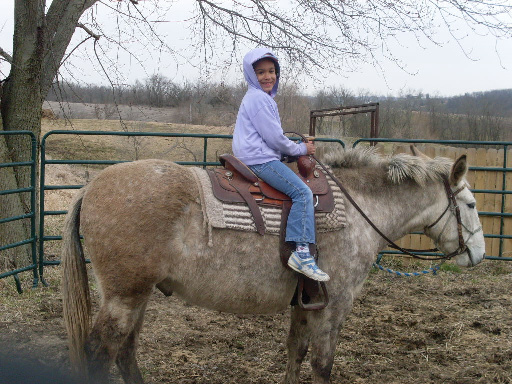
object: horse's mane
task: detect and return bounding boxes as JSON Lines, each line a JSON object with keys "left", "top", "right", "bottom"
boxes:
{"left": 322, "top": 147, "right": 453, "bottom": 186}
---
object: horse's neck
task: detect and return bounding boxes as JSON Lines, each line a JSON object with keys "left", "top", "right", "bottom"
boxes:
{"left": 343, "top": 174, "right": 442, "bottom": 244}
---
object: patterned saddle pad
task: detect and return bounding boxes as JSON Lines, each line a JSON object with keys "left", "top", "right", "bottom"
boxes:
{"left": 190, "top": 165, "right": 346, "bottom": 236}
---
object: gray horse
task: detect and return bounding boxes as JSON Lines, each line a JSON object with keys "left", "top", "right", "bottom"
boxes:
{"left": 61, "top": 147, "right": 485, "bottom": 384}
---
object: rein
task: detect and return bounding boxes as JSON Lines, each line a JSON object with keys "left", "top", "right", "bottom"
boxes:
{"left": 311, "top": 154, "right": 472, "bottom": 263}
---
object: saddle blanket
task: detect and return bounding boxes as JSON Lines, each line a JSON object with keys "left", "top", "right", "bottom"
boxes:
{"left": 190, "top": 165, "right": 346, "bottom": 238}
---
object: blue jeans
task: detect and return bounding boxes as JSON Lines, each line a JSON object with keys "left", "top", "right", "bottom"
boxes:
{"left": 248, "top": 160, "right": 315, "bottom": 244}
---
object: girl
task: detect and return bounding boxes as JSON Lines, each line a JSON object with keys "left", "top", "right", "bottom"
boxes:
{"left": 232, "top": 48, "right": 330, "bottom": 282}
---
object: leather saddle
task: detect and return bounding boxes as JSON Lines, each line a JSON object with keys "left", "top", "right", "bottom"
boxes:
{"left": 206, "top": 154, "right": 332, "bottom": 310}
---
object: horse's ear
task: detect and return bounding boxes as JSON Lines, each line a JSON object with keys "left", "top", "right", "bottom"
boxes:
{"left": 450, "top": 155, "right": 468, "bottom": 185}
{"left": 410, "top": 145, "right": 431, "bottom": 160}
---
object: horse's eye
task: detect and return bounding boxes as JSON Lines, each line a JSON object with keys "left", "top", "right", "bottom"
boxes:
{"left": 467, "top": 202, "right": 476, "bottom": 209}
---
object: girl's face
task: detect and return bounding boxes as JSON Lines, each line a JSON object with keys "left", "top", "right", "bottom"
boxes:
{"left": 253, "top": 59, "right": 277, "bottom": 94}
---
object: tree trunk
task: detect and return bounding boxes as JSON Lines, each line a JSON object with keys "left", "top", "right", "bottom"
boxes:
{"left": 0, "top": 0, "right": 45, "bottom": 267}
{"left": 0, "top": 0, "right": 97, "bottom": 269}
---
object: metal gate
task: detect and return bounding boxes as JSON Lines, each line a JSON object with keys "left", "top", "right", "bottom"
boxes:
{"left": 0, "top": 131, "right": 38, "bottom": 292}
{"left": 37, "top": 130, "right": 346, "bottom": 284}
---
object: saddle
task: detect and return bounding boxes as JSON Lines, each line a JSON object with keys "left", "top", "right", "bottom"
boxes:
{"left": 207, "top": 154, "right": 335, "bottom": 235}
{"left": 206, "top": 154, "right": 332, "bottom": 310}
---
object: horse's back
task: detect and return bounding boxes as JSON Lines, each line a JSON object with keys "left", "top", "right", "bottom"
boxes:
{"left": 82, "top": 159, "right": 197, "bottom": 230}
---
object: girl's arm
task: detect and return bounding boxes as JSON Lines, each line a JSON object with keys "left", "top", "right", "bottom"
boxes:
{"left": 252, "top": 104, "right": 307, "bottom": 156}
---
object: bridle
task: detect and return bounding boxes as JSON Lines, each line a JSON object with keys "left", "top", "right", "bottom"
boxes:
{"left": 311, "top": 155, "right": 481, "bottom": 265}
{"left": 423, "top": 176, "right": 482, "bottom": 266}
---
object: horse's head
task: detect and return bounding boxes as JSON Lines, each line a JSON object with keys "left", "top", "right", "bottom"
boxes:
{"left": 413, "top": 148, "right": 486, "bottom": 267}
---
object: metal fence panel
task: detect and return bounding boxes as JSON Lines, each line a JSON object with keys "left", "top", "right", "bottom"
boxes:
{"left": 36, "top": 131, "right": 511, "bottom": 281}
{"left": 0, "top": 131, "right": 38, "bottom": 292}
{"left": 3, "top": 129, "right": 508, "bottom": 290}
{"left": 38, "top": 129, "right": 344, "bottom": 280}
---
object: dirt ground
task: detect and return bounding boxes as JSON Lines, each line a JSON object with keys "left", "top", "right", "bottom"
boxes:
{"left": 1, "top": 261, "right": 512, "bottom": 384}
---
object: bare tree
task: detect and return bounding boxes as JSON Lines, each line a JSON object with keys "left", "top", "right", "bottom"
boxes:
{"left": 194, "top": 1, "right": 512, "bottom": 78}
{"left": 1, "top": 0, "right": 512, "bottom": 266}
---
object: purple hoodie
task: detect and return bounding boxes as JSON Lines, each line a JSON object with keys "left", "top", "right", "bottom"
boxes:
{"left": 232, "top": 48, "right": 307, "bottom": 165}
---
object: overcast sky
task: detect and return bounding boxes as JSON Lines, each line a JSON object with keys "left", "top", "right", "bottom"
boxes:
{"left": 1, "top": 1, "right": 512, "bottom": 97}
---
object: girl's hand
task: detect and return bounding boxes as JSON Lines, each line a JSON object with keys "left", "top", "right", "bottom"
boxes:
{"left": 305, "top": 141, "right": 316, "bottom": 155}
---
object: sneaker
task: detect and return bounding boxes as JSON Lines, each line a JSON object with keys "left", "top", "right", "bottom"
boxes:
{"left": 287, "top": 251, "right": 330, "bottom": 282}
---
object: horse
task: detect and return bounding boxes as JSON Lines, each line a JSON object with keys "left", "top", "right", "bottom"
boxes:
{"left": 61, "top": 146, "right": 486, "bottom": 384}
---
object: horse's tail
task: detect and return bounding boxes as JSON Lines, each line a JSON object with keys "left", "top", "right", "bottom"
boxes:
{"left": 61, "top": 187, "right": 91, "bottom": 377}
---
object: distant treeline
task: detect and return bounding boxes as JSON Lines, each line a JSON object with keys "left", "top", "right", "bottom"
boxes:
{"left": 47, "top": 75, "right": 512, "bottom": 142}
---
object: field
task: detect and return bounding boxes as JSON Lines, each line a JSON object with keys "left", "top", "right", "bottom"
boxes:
{"left": 1, "top": 107, "right": 512, "bottom": 383}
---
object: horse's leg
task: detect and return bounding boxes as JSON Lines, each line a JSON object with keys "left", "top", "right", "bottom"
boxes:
{"left": 308, "top": 304, "right": 349, "bottom": 384}
{"left": 284, "top": 306, "right": 311, "bottom": 384}
{"left": 309, "top": 322, "right": 341, "bottom": 384}
{"left": 115, "top": 300, "right": 148, "bottom": 384}
{"left": 156, "top": 277, "right": 173, "bottom": 296}
{"left": 85, "top": 293, "right": 151, "bottom": 384}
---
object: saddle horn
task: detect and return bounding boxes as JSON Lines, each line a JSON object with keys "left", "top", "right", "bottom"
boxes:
{"left": 297, "top": 155, "right": 316, "bottom": 179}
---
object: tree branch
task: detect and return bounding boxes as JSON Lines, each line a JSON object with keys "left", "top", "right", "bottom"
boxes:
{"left": 0, "top": 47, "right": 13, "bottom": 63}
{"left": 189, "top": 0, "right": 512, "bottom": 82}
{"left": 41, "top": 0, "right": 98, "bottom": 97}
{"left": 77, "top": 22, "right": 101, "bottom": 40}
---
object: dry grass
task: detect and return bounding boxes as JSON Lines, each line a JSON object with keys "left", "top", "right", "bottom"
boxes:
{"left": 41, "top": 118, "right": 234, "bottom": 163}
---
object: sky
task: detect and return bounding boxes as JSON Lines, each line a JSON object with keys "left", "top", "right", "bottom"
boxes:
{"left": 1, "top": 1, "right": 512, "bottom": 97}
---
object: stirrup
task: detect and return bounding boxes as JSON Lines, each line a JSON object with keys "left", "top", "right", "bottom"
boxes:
{"left": 297, "top": 275, "right": 329, "bottom": 311}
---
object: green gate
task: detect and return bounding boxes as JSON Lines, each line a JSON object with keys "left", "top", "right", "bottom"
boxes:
{"left": 38, "top": 130, "right": 345, "bottom": 282}
{"left": 0, "top": 131, "right": 38, "bottom": 292}
{"left": 3, "top": 129, "right": 509, "bottom": 291}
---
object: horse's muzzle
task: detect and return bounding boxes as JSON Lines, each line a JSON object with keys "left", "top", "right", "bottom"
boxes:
{"left": 467, "top": 248, "right": 485, "bottom": 267}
